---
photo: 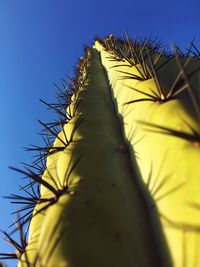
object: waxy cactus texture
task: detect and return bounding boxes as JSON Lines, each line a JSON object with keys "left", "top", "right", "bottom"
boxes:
{"left": 1, "top": 34, "right": 200, "bottom": 267}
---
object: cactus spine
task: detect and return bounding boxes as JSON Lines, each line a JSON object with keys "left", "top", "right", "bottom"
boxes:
{"left": 1, "top": 34, "right": 200, "bottom": 267}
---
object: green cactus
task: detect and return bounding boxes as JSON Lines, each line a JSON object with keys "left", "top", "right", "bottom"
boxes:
{"left": 1, "top": 33, "right": 200, "bottom": 267}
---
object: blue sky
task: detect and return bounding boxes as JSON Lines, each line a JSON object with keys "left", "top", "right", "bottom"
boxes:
{"left": 0, "top": 0, "right": 200, "bottom": 266}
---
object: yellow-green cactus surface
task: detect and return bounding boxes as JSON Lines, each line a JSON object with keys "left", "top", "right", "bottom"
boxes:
{"left": 1, "top": 34, "right": 200, "bottom": 267}
{"left": 95, "top": 37, "right": 200, "bottom": 267}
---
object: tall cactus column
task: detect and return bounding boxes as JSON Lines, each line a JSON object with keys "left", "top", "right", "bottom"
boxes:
{"left": 17, "top": 48, "right": 169, "bottom": 266}
{"left": 1, "top": 34, "right": 200, "bottom": 267}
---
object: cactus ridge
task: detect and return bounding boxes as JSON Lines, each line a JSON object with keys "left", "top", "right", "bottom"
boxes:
{"left": 0, "top": 47, "right": 91, "bottom": 266}
{"left": 94, "top": 34, "right": 200, "bottom": 267}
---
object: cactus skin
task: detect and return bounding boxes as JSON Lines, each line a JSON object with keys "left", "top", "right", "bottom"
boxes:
{"left": 17, "top": 48, "right": 168, "bottom": 267}
{"left": 1, "top": 34, "right": 200, "bottom": 267}
{"left": 95, "top": 37, "right": 200, "bottom": 267}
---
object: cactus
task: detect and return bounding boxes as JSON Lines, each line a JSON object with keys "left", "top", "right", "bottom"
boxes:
{"left": 1, "top": 33, "right": 200, "bottom": 267}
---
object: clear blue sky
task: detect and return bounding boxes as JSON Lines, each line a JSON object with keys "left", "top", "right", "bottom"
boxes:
{"left": 0, "top": 0, "right": 200, "bottom": 266}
